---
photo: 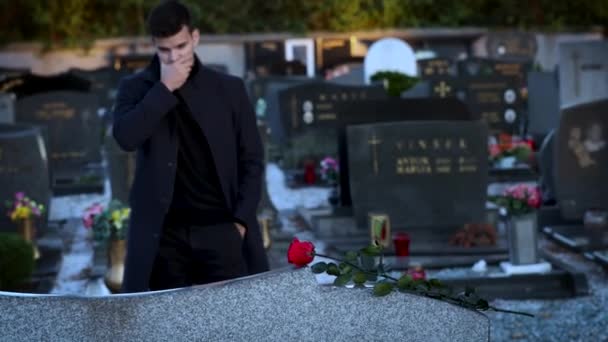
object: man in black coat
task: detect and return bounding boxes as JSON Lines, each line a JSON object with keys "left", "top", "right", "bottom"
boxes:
{"left": 112, "top": 0, "right": 269, "bottom": 292}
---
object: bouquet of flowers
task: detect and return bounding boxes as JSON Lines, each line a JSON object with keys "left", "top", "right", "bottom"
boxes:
{"left": 488, "top": 134, "right": 533, "bottom": 165}
{"left": 489, "top": 184, "right": 541, "bottom": 216}
{"left": 5, "top": 192, "right": 45, "bottom": 222}
{"left": 320, "top": 157, "right": 339, "bottom": 185}
{"left": 83, "top": 200, "right": 130, "bottom": 242}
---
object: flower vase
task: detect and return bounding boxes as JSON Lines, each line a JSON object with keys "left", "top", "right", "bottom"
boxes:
{"left": 104, "top": 239, "right": 126, "bottom": 293}
{"left": 18, "top": 218, "right": 40, "bottom": 260}
{"left": 260, "top": 217, "right": 272, "bottom": 250}
{"left": 327, "top": 183, "right": 340, "bottom": 207}
{"left": 507, "top": 212, "right": 538, "bottom": 265}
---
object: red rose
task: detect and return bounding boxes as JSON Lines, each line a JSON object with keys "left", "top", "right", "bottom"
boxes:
{"left": 408, "top": 266, "right": 426, "bottom": 280}
{"left": 287, "top": 238, "right": 315, "bottom": 267}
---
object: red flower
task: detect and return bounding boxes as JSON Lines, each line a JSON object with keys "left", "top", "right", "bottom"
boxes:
{"left": 408, "top": 266, "right": 426, "bottom": 280}
{"left": 287, "top": 238, "right": 315, "bottom": 267}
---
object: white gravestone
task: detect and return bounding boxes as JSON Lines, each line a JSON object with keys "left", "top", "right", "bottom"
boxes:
{"left": 364, "top": 38, "right": 417, "bottom": 84}
{"left": 559, "top": 41, "right": 608, "bottom": 107}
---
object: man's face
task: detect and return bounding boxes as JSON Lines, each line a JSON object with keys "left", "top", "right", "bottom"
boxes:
{"left": 153, "top": 25, "right": 200, "bottom": 65}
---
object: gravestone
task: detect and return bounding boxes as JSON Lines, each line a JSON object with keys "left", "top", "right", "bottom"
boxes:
{"left": 364, "top": 38, "right": 417, "bottom": 84}
{"left": 111, "top": 54, "right": 153, "bottom": 74}
{"left": 464, "top": 76, "right": 524, "bottom": 135}
{"left": 105, "top": 129, "right": 135, "bottom": 204}
{"left": 527, "top": 71, "right": 560, "bottom": 141}
{"left": 70, "top": 67, "right": 124, "bottom": 113}
{"left": 245, "top": 41, "right": 286, "bottom": 77}
{"left": 0, "top": 73, "right": 91, "bottom": 99}
{"left": 276, "top": 82, "right": 388, "bottom": 172}
{"left": 0, "top": 269, "right": 490, "bottom": 341}
{"left": 543, "top": 99, "right": 608, "bottom": 252}
{"left": 458, "top": 59, "right": 531, "bottom": 135}
{"left": 311, "top": 97, "right": 472, "bottom": 205}
{"left": 318, "top": 37, "right": 372, "bottom": 73}
{"left": 246, "top": 76, "right": 313, "bottom": 123}
{"left": 0, "top": 93, "right": 15, "bottom": 123}
{"left": 554, "top": 99, "right": 608, "bottom": 220}
{"left": 16, "top": 91, "right": 103, "bottom": 194}
{"left": 537, "top": 130, "right": 556, "bottom": 203}
{"left": 558, "top": 41, "right": 608, "bottom": 107}
{"left": 0, "top": 67, "right": 28, "bottom": 81}
{"left": 417, "top": 58, "right": 458, "bottom": 79}
{"left": 486, "top": 31, "right": 538, "bottom": 61}
{"left": 0, "top": 124, "right": 50, "bottom": 231}
{"left": 347, "top": 120, "right": 489, "bottom": 228}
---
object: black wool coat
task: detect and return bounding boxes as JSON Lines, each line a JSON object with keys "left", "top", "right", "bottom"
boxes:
{"left": 112, "top": 56, "right": 269, "bottom": 293}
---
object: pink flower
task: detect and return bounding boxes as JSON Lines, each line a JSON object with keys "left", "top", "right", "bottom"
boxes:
{"left": 489, "top": 144, "right": 501, "bottom": 158}
{"left": 82, "top": 203, "right": 104, "bottom": 229}
{"left": 15, "top": 192, "right": 25, "bottom": 201}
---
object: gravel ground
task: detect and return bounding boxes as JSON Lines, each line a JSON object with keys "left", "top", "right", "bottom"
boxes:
{"left": 486, "top": 241, "right": 608, "bottom": 342}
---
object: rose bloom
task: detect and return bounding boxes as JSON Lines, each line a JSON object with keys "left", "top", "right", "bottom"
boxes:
{"left": 287, "top": 238, "right": 315, "bottom": 267}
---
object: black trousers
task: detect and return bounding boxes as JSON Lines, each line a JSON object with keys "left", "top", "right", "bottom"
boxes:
{"left": 148, "top": 221, "right": 246, "bottom": 291}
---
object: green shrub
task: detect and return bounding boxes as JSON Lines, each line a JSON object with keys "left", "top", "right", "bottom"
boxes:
{"left": 0, "top": 233, "right": 35, "bottom": 291}
{"left": 371, "top": 71, "right": 419, "bottom": 97}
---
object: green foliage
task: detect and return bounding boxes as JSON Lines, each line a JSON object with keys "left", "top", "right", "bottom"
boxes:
{"left": 0, "top": 233, "right": 35, "bottom": 291}
{"left": 371, "top": 71, "right": 419, "bottom": 97}
{"left": 0, "top": 0, "right": 605, "bottom": 47}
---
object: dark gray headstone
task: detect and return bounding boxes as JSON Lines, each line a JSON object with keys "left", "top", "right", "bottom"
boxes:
{"left": 558, "top": 41, "right": 608, "bottom": 107}
{"left": 106, "top": 130, "right": 135, "bottom": 204}
{"left": 347, "top": 121, "right": 488, "bottom": 228}
{"left": 464, "top": 76, "right": 524, "bottom": 135}
{"left": 0, "top": 123, "right": 50, "bottom": 231}
{"left": 418, "top": 58, "right": 458, "bottom": 79}
{"left": 110, "top": 54, "right": 153, "bottom": 74}
{"left": 0, "top": 93, "right": 15, "bottom": 123}
{"left": 0, "top": 67, "right": 28, "bottom": 82}
{"left": 554, "top": 99, "right": 608, "bottom": 220}
{"left": 278, "top": 82, "right": 388, "bottom": 137}
{"left": 527, "top": 71, "right": 560, "bottom": 139}
{"left": 486, "top": 31, "right": 538, "bottom": 61}
{"left": 70, "top": 67, "right": 124, "bottom": 113}
{"left": 0, "top": 73, "right": 90, "bottom": 99}
{"left": 16, "top": 91, "right": 102, "bottom": 172}
{"left": 318, "top": 37, "right": 368, "bottom": 71}
{"left": 275, "top": 82, "right": 388, "bottom": 170}
{"left": 245, "top": 41, "right": 286, "bottom": 76}
{"left": 538, "top": 130, "right": 556, "bottom": 203}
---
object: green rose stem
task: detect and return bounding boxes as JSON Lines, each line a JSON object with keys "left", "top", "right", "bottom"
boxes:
{"left": 313, "top": 252, "right": 534, "bottom": 318}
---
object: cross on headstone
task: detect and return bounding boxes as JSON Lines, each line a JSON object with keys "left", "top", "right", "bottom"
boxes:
{"left": 368, "top": 133, "right": 382, "bottom": 175}
{"left": 434, "top": 81, "right": 452, "bottom": 98}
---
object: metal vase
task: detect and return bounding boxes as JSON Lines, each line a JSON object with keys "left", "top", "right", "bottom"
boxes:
{"left": 104, "top": 239, "right": 126, "bottom": 293}
{"left": 18, "top": 218, "right": 40, "bottom": 260}
{"left": 507, "top": 212, "right": 539, "bottom": 265}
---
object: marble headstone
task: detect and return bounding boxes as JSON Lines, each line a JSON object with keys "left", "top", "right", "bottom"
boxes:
{"left": 0, "top": 268, "right": 490, "bottom": 341}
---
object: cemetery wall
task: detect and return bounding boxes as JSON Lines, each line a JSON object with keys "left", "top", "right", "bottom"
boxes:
{"left": 473, "top": 32, "right": 602, "bottom": 71}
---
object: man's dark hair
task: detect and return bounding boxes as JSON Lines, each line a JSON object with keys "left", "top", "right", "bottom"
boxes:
{"left": 146, "top": 0, "right": 193, "bottom": 38}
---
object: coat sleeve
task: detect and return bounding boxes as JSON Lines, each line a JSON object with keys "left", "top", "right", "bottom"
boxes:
{"left": 112, "top": 78, "right": 179, "bottom": 151}
{"left": 232, "top": 79, "right": 264, "bottom": 228}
